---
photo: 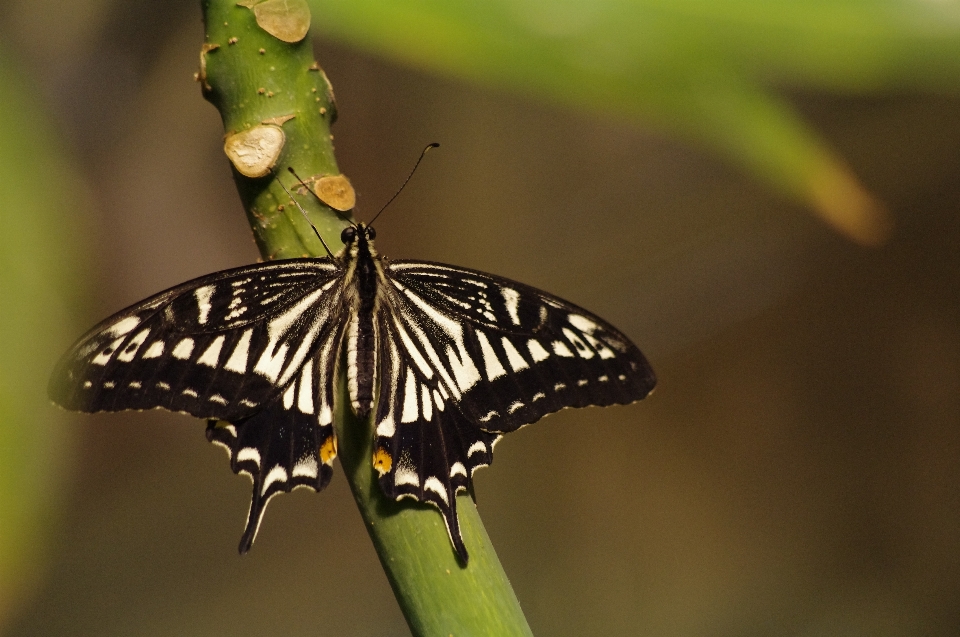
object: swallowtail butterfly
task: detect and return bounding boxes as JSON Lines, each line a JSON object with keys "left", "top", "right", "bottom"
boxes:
{"left": 49, "top": 203, "right": 656, "bottom": 562}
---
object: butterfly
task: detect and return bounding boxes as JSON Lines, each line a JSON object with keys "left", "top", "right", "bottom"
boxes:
{"left": 49, "top": 184, "right": 656, "bottom": 563}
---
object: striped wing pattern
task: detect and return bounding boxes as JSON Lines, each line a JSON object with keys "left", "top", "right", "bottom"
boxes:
{"left": 49, "top": 259, "right": 346, "bottom": 550}
{"left": 371, "top": 261, "right": 656, "bottom": 559}
{"left": 204, "top": 317, "right": 346, "bottom": 552}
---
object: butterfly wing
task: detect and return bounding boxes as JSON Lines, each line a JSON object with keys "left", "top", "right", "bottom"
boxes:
{"left": 371, "top": 312, "right": 499, "bottom": 561}
{"left": 387, "top": 261, "right": 656, "bottom": 431}
{"left": 49, "top": 259, "right": 343, "bottom": 418}
{"left": 372, "top": 260, "right": 656, "bottom": 561}
{"left": 49, "top": 257, "right": 347, "bottom": 551}
{"left": 206, "top": 318, "right": 345, "bottom": 552}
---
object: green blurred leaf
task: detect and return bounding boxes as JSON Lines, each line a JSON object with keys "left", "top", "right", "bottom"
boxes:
{"left": 0, "top": 52, "right": 85, "bottom": 625}
{"left": 311, "top": 0, "right": 960, "bottom": 242}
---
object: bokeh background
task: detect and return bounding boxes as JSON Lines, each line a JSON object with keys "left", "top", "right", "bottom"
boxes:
{"left": 2, "top": 0, "right": 959, "bottom": 635}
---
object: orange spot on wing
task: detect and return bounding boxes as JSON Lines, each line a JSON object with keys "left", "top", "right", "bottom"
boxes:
{"left": 372, "top": 447, "right": 392, "bottom": 475}
{"left": 319, "top": 435, "right": 337, "bottom": 464}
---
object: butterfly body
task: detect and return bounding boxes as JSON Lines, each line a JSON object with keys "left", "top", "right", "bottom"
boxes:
{"left": 343, "top": 224, "right": 381, "bottom": 419}
{"left": 50, "top": 222, "right": 655, "bottom": 562}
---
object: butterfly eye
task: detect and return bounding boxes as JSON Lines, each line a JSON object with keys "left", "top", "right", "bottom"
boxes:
{"left": 366, "top": 226, "right": 376, "bottom": 240}
{"left": 341, "top": 226, "right": 357, "bottom": 244}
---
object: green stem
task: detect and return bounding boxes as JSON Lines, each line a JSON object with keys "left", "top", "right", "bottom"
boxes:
{"left": 199, "top": 2, "right": 532, "bottom": 634}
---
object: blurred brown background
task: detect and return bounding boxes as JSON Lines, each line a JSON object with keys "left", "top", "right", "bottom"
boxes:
{"left": 1, "top": 1, "right": 959, "bottom": 635}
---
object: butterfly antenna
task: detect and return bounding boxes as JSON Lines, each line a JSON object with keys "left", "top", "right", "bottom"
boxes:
{"left": 275, "top": 175, "right": 335, "bottom": 259}
{"left": 368, "top": 142, "right": 440, "bottom": 227}
{"left": 287, "top": 167, "right": 356, "bottom": 227}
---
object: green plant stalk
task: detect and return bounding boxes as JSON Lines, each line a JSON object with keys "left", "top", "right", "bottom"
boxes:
{"left": 200, "top": 2, "right": 532, "bottom": 634}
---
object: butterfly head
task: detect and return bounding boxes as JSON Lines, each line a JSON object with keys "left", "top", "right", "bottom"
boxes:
{"left": 340, "top": 223, "right": 376, "bottom": 245}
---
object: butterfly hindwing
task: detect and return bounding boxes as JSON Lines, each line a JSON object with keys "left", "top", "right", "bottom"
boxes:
{"left": 49, "top": 259, "right": 343, "bottom": 420}
{"left": 372, "top": 317, "right": 498, "bottom": 561}
{"left": 206, "top": 324, "right": 343, "bottom": 552}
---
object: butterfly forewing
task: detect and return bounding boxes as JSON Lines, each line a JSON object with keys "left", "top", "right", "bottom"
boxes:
{"left": 387, "top": 261, "right": 656, "bottom": 432}
{"left": 49, "top": 259, "right": 343, "bottom": 419}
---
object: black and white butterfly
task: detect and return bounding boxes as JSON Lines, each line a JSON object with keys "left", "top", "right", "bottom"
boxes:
{"left": 49, "top": 212, "right": 655, "bottom": 562}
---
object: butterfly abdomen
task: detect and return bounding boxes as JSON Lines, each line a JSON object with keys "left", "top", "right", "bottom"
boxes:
{"left": 347, "top": 237, "right": 379, "bottom": 418}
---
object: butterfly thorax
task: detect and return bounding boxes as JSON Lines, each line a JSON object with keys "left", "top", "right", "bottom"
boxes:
{"left": 342, "top": 223, "right": 381, "bottom": 418}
